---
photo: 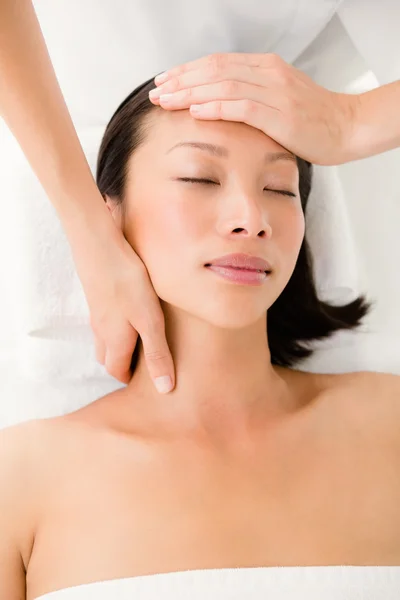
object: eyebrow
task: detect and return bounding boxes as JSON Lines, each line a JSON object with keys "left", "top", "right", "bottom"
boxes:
{"left": 166, "top": 141, "right": 297, "bottom": 164}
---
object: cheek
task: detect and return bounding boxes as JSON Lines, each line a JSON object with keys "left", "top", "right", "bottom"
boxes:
{"left": 274, "top": 206, "right": 305, "bottom": 261}
{"left": 126, "top": 195, "right": 202, "bottom": 274}
{"left": 158, "top": 200, "right": 202, "bottom": 236}
{"left": 283, "top": 205, "right": 304, "bottom": 240}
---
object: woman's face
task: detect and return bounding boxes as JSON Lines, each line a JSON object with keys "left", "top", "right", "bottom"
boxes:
{"left": 108, "top": 108, "right": 305, "bottom": 328}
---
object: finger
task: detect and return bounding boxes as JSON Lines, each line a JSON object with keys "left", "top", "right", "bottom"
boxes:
{"left": 94, "top": 335, "right": 106, "bottom": 365}
{"left": 156, "top": 80, "right": 268, "bottom": 110}
{"left": 189, "top": 99, "right": 281, "bottom": 138}
{"left": 136, "top": 311, "right": 175, "bottom": 395}
{"left": 150, "top": 62, "right": 275, "bottom": 102}
{"left": 155, "top": 52, "right": 280, "bottom": 85}
{"left": 104, "top": 324, "right": 139, "bottom": 384}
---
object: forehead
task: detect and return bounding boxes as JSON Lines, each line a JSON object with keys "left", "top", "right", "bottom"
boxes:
{"left": 142, "top": 107, "right": 293, "bottom": 159}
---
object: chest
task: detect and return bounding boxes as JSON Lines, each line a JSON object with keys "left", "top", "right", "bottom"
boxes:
{"left": 26, "top": 412, "right": 400, "bottom": 600}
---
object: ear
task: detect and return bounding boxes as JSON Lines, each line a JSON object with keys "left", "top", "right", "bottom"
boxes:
{"left": 104, "top": 194, "right": 123, "bottom": 229}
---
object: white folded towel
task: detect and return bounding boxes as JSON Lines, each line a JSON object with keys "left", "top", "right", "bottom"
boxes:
{"left": 0, "top": 120, "right": 361, "bottom": 382}
{"left": 1, "top": 126, "right": 109, "bottom": 382}
{"left": 305, "top": 164, "right": 360, "bottom": 305}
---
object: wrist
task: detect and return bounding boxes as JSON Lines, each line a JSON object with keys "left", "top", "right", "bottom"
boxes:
{"left": 345, "top": 83, "right": 400, "bottom": 162}
{"left": 340, "top": 93, "right": 367, "bottom": 163}
{"left": 58, "top": 182, "right": 115, "bottom": 243}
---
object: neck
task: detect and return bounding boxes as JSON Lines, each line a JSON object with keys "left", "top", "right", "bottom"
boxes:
{"left": 118, "top": 304, "right": 301, "bottom": 444}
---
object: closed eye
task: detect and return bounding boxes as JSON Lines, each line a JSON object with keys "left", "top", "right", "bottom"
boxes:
{"left": 178, "top": 177, "right": 217, "bottom": 185}
{"left": 177, "top": 178, "right": 296, "bottom": 197}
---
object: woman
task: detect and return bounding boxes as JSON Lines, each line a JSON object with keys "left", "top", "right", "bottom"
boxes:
{"left": 3, "top": 77, "right": 400, "bottom": 600}
{"left": 1, "top": 0, "right": 399, "bottom": 391}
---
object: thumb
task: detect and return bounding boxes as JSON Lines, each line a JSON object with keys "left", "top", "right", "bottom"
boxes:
{"left": 139, "top": 325, "right": 175, "bottom": 395}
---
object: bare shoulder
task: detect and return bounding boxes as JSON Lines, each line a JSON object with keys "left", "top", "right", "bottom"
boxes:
{"left": 363, "top": 371, "right": 400, "bottom": 436}
{"left": 0, "top": 415, "right": 98, "bottom": 489}
{"left": 0, "top": 417, "right": 62, "bottom": 487}
{"left": 338, "top": 369, "right": 400, "bottom": 405}
{"left": 333, "top": 369, "right": 400, "bottom": 394}
{"left": 0, "top": 417, "right": 64, "bottom": 455}
{"left": 0, "top": 420, "right": 46, "bottom": 573}
{"left": 0, "top": 416, "right": 90, "bottom": 574}
{"left": 327, "top": 370, "right": 400, "bottom": 445}
{"left": 0, "top": 418, "right": 48, "bottom": 464}
{"left": 320, "top": 369, "right": 400, "bottom": 401}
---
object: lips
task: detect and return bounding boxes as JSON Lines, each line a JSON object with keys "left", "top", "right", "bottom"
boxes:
{"left": 205, "top": 253, "right": 272, "bottom": 273}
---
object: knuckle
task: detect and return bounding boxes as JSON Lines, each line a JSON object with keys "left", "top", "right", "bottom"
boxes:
{"left": 143, "top": 348, "right": 167, "bottom": 362}
{"left": 287, "top": 95, "right": 298, "bottom": 111}
{"left": 205, "top": 62, "right": 218, "bottom": 80}
{"left": 265, "top": 52, "right": 283, "bottom": 66}
{"left": 212, "top": 100, "right": 223, "bottom": 117}
{"left": 138, "top": 310, "right": 165, "bottom": 336}
{"left": 174, "top": 74, "right": 183, "bottom": 90}
{"left": 106, "top": 343, "right": 132, "bottom": 362}
{"left": 185, "top": 85, "right": 194, "bottom": 98}
{"left": 106, "top": 365, "right": 118, "bottom": 378}
{"left": 105, "top": 352, "right": 130, "bottom": 371}
{"left": 114, "top": 338, "right": 136, "bottom": 353}
{"left": 107, "top": 367, "right": 130, "bottom": 383}
{"left": 222, "top": 79, "right": 238, "bottom": 96}
{"left": 274, "top": 68, "right": 291, "bottom": 86}
{"left": 206, "top": 53, "right": 226, "bottom": 77}
{"left": 242, "top": 99, "right": 257, "bottom": 119}
{"left": 180, "top": 61, "right": 193, "bottom": 75}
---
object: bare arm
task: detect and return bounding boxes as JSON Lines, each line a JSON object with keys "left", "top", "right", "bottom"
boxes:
{"left": 347, "top": 81, "right": 400, "bottom": 162}
{"left": 0, "top": 0, "right": 112, "bottom": 238}
{"left": 0, "top": 0, "right": 177, "bottom": 388}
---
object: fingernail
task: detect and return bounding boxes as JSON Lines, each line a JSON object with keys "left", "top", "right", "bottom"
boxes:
{"left": 190, "top": 104, "right": 202, "bottom": 113}
{"left": 155, "top": 71, "right": 169, "bottom": 85}
{"left": 155, "top": 375, "right": 173, "bottom": 394}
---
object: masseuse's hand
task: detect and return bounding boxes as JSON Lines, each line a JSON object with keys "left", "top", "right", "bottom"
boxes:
{"left": 69, "top": 215, "right": 175, "bottom": 392}
{"left": 149, "top": 52, "right": 360, "bottom": 166}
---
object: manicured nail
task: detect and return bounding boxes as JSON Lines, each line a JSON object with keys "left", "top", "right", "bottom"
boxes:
{"left": 155, "top": 375, "right": 173, "bottom": 394}
{"left": 155, "top": 71, "right": 169, "bottom": 85}
{"left": 190, "top": 104, "right": 203, "bottom": 113}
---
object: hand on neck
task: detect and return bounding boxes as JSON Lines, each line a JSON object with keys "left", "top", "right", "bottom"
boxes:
{"left": 121, "top": 305, "right": 298, "bottom": 445}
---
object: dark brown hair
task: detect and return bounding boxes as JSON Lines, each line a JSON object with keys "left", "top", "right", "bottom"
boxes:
{"left": 96, "top": 75, "right": 373, "bottom": 374}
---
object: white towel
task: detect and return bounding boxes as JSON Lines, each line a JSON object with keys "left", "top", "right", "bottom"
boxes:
{"left": 0, "top": 120, "right": 361, "bottom": 382}
{"left": 1, "top": 126, "right": 109, "bottom": 382}
{"left": 305, "top": 164, "right": 360, "bottom": 305}
{"left": 28, "top": 567, "right": 400, "bottom": 600}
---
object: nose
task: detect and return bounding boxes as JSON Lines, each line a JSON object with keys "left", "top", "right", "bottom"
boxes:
{"left": 218, "top": 192, "right": 273, "bottom": 239}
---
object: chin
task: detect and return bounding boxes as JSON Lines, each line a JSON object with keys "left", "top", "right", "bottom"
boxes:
{"left": 196, "top": 300, "right": 269, "bottom": 329}
{"left": 159, "top": 296, "right": 267, "bottom": 329}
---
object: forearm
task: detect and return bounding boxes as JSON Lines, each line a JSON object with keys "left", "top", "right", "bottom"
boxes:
{"left": 348, "top": 80, "right": 400, "bottom": 161}
{"left": 0, "top": 0, "right": 111, "bottom": 234}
